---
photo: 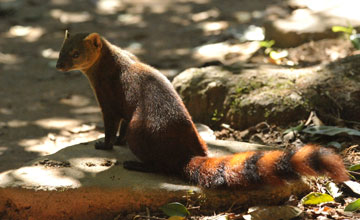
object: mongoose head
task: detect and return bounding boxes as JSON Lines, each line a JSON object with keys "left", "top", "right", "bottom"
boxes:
{"left": 56, "top": 31, "right": 102, "bottom": 72}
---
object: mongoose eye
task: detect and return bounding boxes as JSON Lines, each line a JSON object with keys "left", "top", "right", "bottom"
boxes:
{"left": 72, "top": 51, "right": 80, "bottom": 58}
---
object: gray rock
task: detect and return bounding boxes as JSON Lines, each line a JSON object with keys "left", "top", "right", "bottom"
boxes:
{"left": 172, "top": 55, "right": 360, "bottom": 129}
{"left": 173, "top": 65, "right": 309, "bottom": 129}
{"left": 172, "top": 66, "right": 233, "bottom": 126}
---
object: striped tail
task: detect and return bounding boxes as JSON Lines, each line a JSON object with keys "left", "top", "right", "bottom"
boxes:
{"left": 184, "top": 144, "right": 349, "bottom": 188}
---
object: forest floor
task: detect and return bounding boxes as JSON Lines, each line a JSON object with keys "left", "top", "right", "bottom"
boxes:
{"left": 1, "top": 0, "right": 360, "bottom": 219}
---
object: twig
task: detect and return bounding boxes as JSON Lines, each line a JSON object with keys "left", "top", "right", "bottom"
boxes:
{"left": 146, "top": 207, "right": 151, "bottom": 220}
{"left": 304, "top": 111, "right": 315, "bottom": 126}
{"left": 221, "top": 123, "right": 234, "bottom": 132}
{"left": 348, "top": 170, "right": 360, "bottom": 176}
{"left": 187, "top": 206, "right": 201, "bottom": 210}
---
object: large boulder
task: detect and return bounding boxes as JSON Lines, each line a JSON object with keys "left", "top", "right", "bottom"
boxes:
{"left": 172, "top": 55, "right": 360, "bottom": 129}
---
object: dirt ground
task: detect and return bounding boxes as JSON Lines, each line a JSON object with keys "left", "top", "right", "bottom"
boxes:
{"left": 1, "top": 0, "right": 359, "bottom": 219}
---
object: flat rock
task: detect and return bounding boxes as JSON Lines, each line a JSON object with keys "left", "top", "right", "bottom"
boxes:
{"left": 0, "top": 126, "right": 309, "bottom": 220}
{"left": 264, "top": 0, "right": 360, "bottom": 47}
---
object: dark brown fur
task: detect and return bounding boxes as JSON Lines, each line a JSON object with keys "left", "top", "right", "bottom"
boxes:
{"left": 56, "top": 32, "right": 349, "bottom": 188}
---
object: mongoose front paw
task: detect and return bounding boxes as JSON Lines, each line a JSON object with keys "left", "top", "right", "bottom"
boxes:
{"left": 95, "top": 141, "right": 113, "bottom": 150}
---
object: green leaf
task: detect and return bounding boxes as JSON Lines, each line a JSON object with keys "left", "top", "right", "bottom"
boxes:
{"left": 345, "top": 199, "right": 360, "bottom": 212}
{"left": 352, "top": 38, "right": 360, "bottom": 50}
{"left": 283, "top": 123, "right": 304, "bottom": 134}
{"left": 302, "top": 126, "right": 360, "bottom": 136}
{"left": 349, "top": 164, "right": 360, "bottom": 171}
{"left": 350, "top": 34, "right": 360, "bottom": 50}
{"left": 301, "top": 192, "right": 334, "bottom": 205}
{"left": 259, "top": 40, "right": 275, "bottom": 48}
{"left": 160, "top": 202, "right": 190, "bottom": 217}
{"left": 332, "top": 25, "right": 353, "bottom": 35}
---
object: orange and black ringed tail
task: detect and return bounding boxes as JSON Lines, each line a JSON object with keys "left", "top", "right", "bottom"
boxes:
{"left": 184, "top": 144, "right": 349, "bottom": 188}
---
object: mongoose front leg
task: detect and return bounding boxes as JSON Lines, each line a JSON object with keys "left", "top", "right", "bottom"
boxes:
{"left": 95, "top": 112, "right": 120, "bottom": 150}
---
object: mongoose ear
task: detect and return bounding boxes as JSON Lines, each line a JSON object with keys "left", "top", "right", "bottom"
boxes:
{"left": 84, "top": 33, "right": 102, "bottom": 49}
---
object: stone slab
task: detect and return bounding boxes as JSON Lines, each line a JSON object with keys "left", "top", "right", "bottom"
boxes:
{"left": 0, "top": 127, "right": 309, "bottom": 220}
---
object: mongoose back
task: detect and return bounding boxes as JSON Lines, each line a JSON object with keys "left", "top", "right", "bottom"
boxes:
{"left": 56, "top": 31, "right": 349, "bottom": 188}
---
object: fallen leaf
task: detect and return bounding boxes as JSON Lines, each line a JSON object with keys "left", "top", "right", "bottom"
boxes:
{"left": 301, "top": 192, "right": 334, "bottom": 205}
{"left": 349, "top": 164, "right": 360, "bottom": 171}
{"left": 302, "top": 126, "right": 360, "bottom": 136}
{"left": 168, "top": 216, "right": 186, "bottom": 220}
{"left": 344, "top": 180, "right": 360, "bottom": 195}
{"left": 160, "top": 202, "right": 190, "bottom": 217}
{"left": 326, "top": 182, "right": 343, "bottom": 199}
{"left": 345, "top": 199, "right": 360, "bottom": 212}
{"left": 269, "top": 50, "right": 288, "bottom": 60}
{"left": 244, "top": 205, "right": 302, "bottom": 220}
